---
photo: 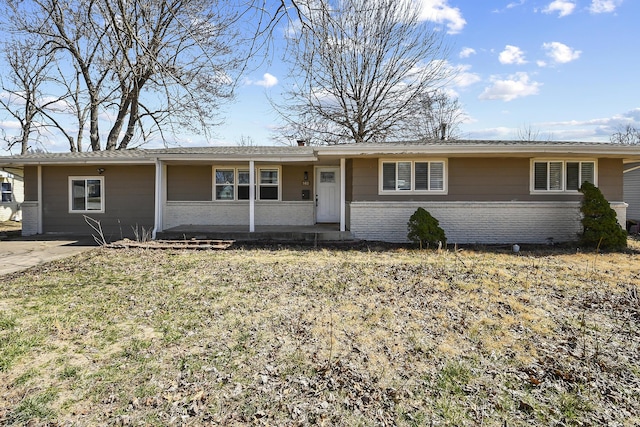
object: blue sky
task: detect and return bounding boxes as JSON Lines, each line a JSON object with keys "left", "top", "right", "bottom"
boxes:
{"left": 218, "top": 0, "right": 640, "bottom": 146}
{"left": 1, "top": 0, "right": 639, "bottom": 150}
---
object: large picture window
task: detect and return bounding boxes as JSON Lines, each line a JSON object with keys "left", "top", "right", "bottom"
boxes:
{"left": 532, "top": 160, "right": 596, "bottom": 192}
{"left": 69, "top": 177, "right": 104, "bottom": 213}
{"left": 380, "top": 160, "right": 446, "bottom": 194}
{"left": 214, "top": 167, "right": 280, "bottom": 201}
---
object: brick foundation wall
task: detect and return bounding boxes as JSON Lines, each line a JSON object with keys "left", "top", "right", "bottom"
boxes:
{"left": 349, "top": 201, "right": 627, "bottom": 244}
{"left": 163, "top": 201, "right": 315, "bottom": 229}
{"left": 21, "top": 201, "right": 39, "bottom": 236}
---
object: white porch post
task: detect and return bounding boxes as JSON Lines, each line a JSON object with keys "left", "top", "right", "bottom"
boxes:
{"left": 37, "top": 165, "right": 43, "bottom": 234}
{"left": 152, "top": 159, "right": 164, "bottom": 240}
{"left": 249, "top": 160, "right": 255, "bottom": 232}
{"left": 340, "top": 157, "right": 346, "bottom": 232}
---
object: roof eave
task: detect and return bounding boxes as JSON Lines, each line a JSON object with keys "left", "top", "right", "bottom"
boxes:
{"left": 317, "top": 144, "right": 640, "bottom": 158}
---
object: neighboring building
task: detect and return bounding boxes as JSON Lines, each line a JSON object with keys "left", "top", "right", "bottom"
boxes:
{"left": 0, "top": 168, "right": 24, "bottom": 222}
{"left": 0, "top": 141, "right": 637, "bottom": 244}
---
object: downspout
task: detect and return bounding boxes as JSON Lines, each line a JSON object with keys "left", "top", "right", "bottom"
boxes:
{"left": 152, "top": 158, "right": 162, "bottom": 240}
{"left": 249, "top": 160, "right": 255, "bottom": 232}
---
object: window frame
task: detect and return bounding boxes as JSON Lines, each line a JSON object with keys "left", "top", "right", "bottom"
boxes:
{"left": 530, "top": 159, "right": 597, "bottom": 194}
{"left": 378, "top": 159, "right": 448, "bottom": 195}
{"left": 68, "top": 176, "right": 105, "bottom": 213}
{"left": 1, "top": 181, "right": 12, "bottom": 203}
{"left": 213, "top": 166, "right": 281, "bottom": 201}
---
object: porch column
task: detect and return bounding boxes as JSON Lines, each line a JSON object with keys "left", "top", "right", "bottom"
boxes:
{"left": 37, "top": 165, "right": 43, "bottom": 234}
{"left": 340, "top": 158, "right": 346, "bottom": 232}
{"left": 249, "top": 160, "right": 255, "bottom": 232}
{"left": 152, "top": 159, "right": 164, "bottom": 239}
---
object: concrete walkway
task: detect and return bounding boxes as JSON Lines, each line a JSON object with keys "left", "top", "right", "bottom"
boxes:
{"left": 0, "top": 236, "right": 97, "bottom": 276}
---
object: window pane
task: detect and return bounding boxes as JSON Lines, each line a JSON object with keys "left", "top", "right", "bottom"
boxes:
{"left": 549, "top": 162, "right": 563, "bottom": 190}
{"left": 430, "top": 162, "right": 444, "bottom": 191}
{"left": 86, "top": 179, "right": 102, "bottom": 210}
{"left": 238, "top": 170, "right": 250, "bottom": 184}
{"left": 534, "top": 162, "right": 547, "bottom": 190}
{"left": 215, "top": 170, "right": 234, "bottom": 185}
{"left": 320, "top": 171, "right": 335, "bottom": 183}
{"left": 216, "top": 185, "right": 234, "bottom": 200}
{"left": 415, "top": 163, "right": 428, "bottom": 190}
{"left": 566, "top": 162, "right": 579, "bottom": 190}
{"left": 237, "top": 185, "right": 250, "bottom": 200}
{"left": 260, "top": 169, "right": 278, "bottom": 184}
{"left": 72, "top": 180, "right": 86, "bottom": 210}
{"left": 397, "top": 162, "right": 411, "bottom": 190}
{"left": 260, "top": 186, "right": 278, "bottom": 200}
{"left": 581, "top": 162, "right": 595, "bottom": 185}
{"left": 382, "top": 163, "right": 395, "bottom": 190}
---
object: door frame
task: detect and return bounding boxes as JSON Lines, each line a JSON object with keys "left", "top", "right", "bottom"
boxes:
{"left": 315, "top": 166, "right": 341, "bottom": 223}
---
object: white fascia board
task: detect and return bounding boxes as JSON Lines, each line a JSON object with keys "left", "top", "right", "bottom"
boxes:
{"left": 156, "top": 154, "right": 319, "bottom": 163}
{"left": 0, "top": 158, "right": 156, "bottom": 166}
{"left": 317, "top": 144, "right": 640, "bottom": 158}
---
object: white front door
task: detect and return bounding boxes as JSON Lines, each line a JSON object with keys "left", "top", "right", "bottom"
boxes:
{"left": 316, "top": 167, "right": 340, "bottom": 223}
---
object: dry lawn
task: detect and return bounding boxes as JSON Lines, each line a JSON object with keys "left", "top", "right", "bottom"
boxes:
{"left": 1, "top": 241, "right": 639, "bottom": 426}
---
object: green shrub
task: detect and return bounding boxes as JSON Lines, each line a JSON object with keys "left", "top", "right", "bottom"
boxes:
{"left": 407, "top": 207, "right": 446, "bottom": 249}
{"left": 579, "top": 181, "right": 627, "bottom": 250}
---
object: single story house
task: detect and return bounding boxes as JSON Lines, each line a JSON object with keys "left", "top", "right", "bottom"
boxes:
{"left": 0, "top": 140, "right": 638, "bottom": 244}
{"left": 0, "top": 167, "right": 24, "bottom": 222}
{"left": 624, "top": 161, "right": 640, "bottom": 227}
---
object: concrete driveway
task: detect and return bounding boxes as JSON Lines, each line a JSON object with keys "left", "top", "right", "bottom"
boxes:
{"left": 0, "top": 236, "right": 97, "bottom": 276}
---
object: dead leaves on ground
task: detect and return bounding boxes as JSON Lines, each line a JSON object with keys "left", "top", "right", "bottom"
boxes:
{"left": 0, "top": 247, "right": 639, "bottom": 426}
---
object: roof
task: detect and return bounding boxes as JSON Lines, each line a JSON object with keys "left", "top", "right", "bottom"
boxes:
{"left": 1, "top": 140, "right": 639, "bottom": 165}
{"left": 319, "top": 140, "right": 640, "bottom": 159}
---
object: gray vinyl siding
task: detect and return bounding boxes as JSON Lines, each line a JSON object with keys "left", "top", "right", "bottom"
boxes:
{"left": 624, "top": 165, "right": 640, "bottom": 221}
{"left": 165, "top": 164, "right": 315, "bottom": 202}
{"left": 351, "top": 157, "right": 622, "bottom": 202}
{"left": 41, "top": 165, "right": 155, "bottom": 239}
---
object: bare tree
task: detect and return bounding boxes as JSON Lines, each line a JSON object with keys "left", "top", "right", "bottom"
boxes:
{"left": 3, "top": 0, "right": 246, "bottom": 151}
{"left": 515, "top": 124, "right": 554, "bottom": 142}
{"left": 610, "top": 124, "right": 640, "bottom": 145}
{"left": 0, "top": 38, "right": 56, "bottom": 154}
{"left": 237, "top": 134, "right": 257, "bottom": 146}
{"left": 402, "top": 90, "right": 464, "bottom": 141}
{"left": 275, "top": 0, "right": 452, "bottom": 144}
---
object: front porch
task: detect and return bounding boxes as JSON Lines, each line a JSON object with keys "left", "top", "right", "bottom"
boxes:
{"left": 157, "top": 223, "right": 354, "bottom": 242}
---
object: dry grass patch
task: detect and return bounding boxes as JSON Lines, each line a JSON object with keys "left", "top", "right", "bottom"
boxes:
{"left": 0, "top": 242, "right": 639, "bottom": 425}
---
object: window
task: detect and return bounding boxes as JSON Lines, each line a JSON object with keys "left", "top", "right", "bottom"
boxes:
{"left": 214, "top": 167, "right": 280, "bottom": 201}
{"left": 69, "top": 177, "right": 104, "bottom": 213}
{"left": 1, "top": 182, "right": 12, "bottom": 202}
{"left": 259, "top": 169, "right": 279, "bottom": 200}
{"left": 532, "top": 160, "right": 596, "bottom": 192}
{"left": 215, "top": 169, "right": 235, "bottom": 200}
{"left": 380, "top": 160, "right": 446, "bottom": 193}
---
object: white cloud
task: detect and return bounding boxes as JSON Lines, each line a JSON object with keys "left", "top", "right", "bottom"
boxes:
{"left": 247, "top": 73, "right": 279, "bottom": 88}
{"left": 452, "top": 64, "right": 482, "bottom": 88}
{"left": 542, "top": 42, "right": 581, "bottom": 64}
{"left": 479, "top": 72, "right": 542, "bottom": 102}
{"left": 589, "top": 0, "right": 623, "bottom": 13}
{"left": 507, "top": 0, "right": 526, "bottom": 9}
{"left": 542, "top": 0, "right": 576, "bottom": 17}
{"left": 499, "top": 45, "right": 527, "bottom": 65}
{"left": 416, "top": 0, "right": 466, "bottom": 34}
{"left": 459, "top": 47, "right": 476, "bottom": 59}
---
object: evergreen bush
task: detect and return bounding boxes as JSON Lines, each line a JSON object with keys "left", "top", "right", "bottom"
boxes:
{"left": 407, "top": 207, "right": 446, "bottom": 249}
{"left": 579, "top": 181, "right": 627, "bottom": 250}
